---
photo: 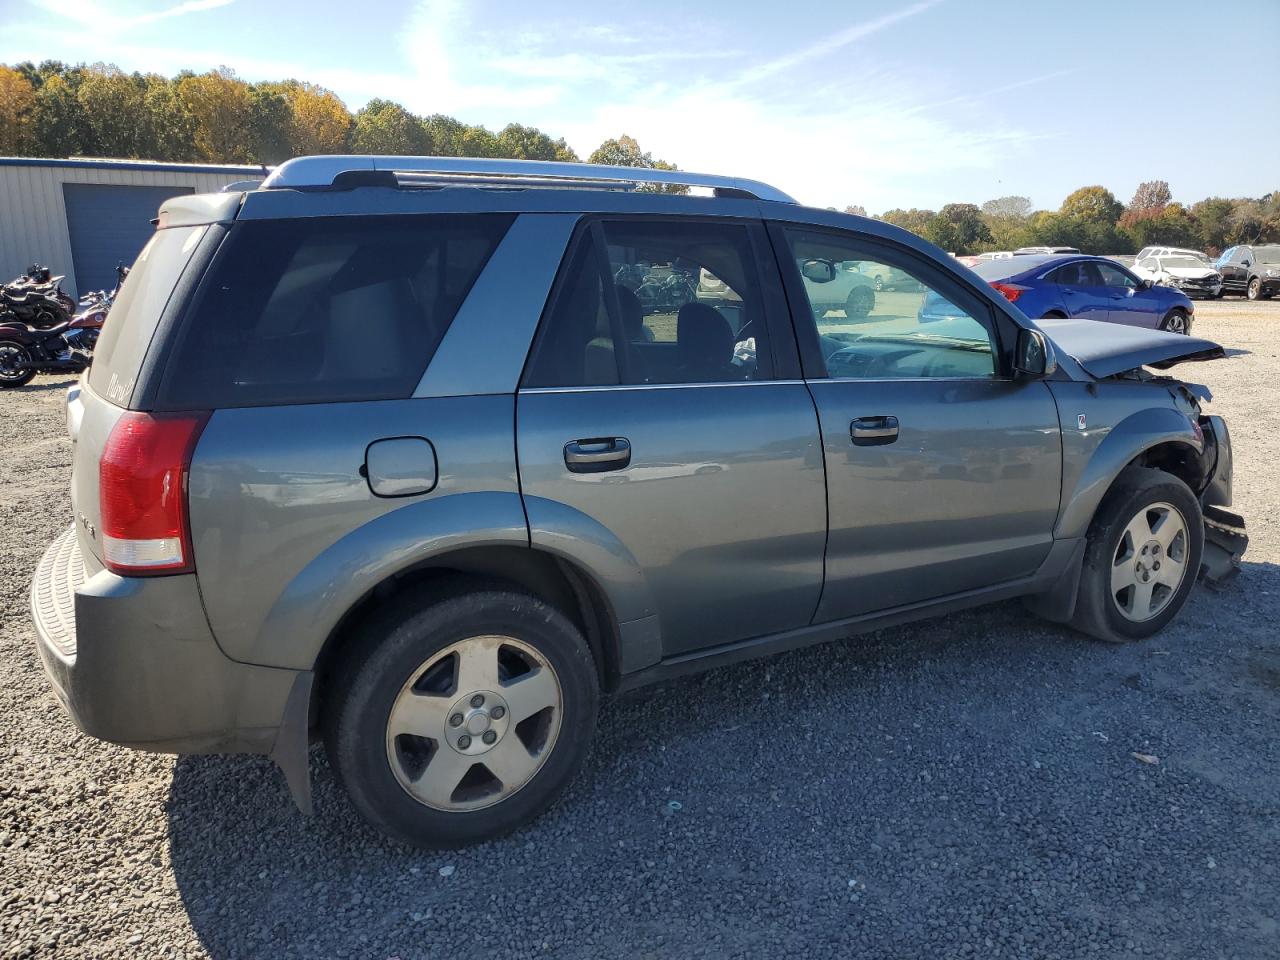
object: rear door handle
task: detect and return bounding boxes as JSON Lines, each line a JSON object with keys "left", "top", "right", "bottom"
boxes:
{"left": 851, "top": 416, "right": 899, "bottom": 446}
{"left": 564, "top": 437, "right": 631, "bottom": 473}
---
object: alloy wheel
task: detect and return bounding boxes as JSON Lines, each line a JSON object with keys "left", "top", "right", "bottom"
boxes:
{"left": 385, "top": 635, "right": 562, "bottom": 812}
{"left": 0, "top": 342, "right": 30, "bottom": 383}
{"left": 1110, "top": 501, "right": 1189, "bottom": 622}
{"left": 1164, "top": 312, "right": 1187, "bottom": 335}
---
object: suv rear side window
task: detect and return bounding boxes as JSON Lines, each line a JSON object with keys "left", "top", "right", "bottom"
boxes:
{"left": 89, "top": 225, "right": 208, "bottom": 406}
{"left": 158, "top": 214, "right": 512, "bottom": 408}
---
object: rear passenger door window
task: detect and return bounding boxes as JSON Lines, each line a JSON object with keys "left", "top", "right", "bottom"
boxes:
{"left": 158, "top": 214, "right": 513, "bottom": 409}
{"left": 523, "top": 219, "right": 775, "bottom": 387}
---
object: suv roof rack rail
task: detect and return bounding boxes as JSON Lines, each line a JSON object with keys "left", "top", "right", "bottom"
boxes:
{"left": 258, "top": 155, "right": 797, "bottom": 203}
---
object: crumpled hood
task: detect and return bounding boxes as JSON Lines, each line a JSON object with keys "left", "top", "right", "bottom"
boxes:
{"left": 1037, "top": 317, "right": 1225, "bottom": 378}
{"left": 1163, "top": 266, "right": 1218, "bottom": 280}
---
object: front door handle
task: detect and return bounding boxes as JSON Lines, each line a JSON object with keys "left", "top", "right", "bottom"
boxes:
{"left": 564, "top": 437, "right": 631, "bottom": 473}
{"left": 851, "top": 416, "right": 899, "bottom": 446}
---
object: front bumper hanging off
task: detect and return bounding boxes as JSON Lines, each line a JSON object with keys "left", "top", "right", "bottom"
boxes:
{"left": 1197, "top": 415, "right": 1247, "bottom": 583}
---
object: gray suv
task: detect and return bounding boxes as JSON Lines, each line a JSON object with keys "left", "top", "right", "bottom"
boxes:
{"left": 30, "top": 156, "right": 1247, "bottom": 848}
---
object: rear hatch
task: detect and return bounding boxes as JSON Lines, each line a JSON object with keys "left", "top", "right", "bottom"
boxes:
{"left": 68, "top": 202, "right": 228, "bottom": 571}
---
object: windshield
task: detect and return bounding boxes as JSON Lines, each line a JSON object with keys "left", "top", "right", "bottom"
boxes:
{"left": 1255, "top": 246, "right": 1280, "bottom": 264}
{"left": 1160, "top": 257, "right": 1204, "bottom": 270}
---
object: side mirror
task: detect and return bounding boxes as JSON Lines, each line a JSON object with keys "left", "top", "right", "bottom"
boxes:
{"left": 800, "top": 259, "right": 836, "bottom": 283}
{"left": 1014, "top": 328, "right": 1057, "bottom": 378}
{"left": 1139, "top": 278, "right": 1153, "bottom": 290}
{"left": 1242, "top": 260, "right": 1251, "bottom": 268}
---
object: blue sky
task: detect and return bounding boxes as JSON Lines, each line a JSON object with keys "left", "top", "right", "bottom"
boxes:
{"left": 2, "top": 0, "right": 1277, "bottom": 212}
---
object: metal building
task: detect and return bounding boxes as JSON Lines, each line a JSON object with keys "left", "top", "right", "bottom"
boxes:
{"left": 0, "top": 157, "right": 264, "bottom": 299}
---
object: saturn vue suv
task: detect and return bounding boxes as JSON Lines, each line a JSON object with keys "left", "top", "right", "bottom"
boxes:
{"left": 30, "top": 155, "right": 1247, "bottom": 848}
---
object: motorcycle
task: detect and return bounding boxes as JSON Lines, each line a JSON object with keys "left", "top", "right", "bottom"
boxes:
{"left": 1, "top": 262, "right": 75, "bottom": 329}
{"left": 0, "top": 302, "right": 106, "bottom": 388}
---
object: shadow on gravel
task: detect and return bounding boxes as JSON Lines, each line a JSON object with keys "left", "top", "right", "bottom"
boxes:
{"left": 7, "top": 376, "right": 78, "bottom": 394}
{"left": 167, "top": 562, "right": 1280, "bottom": 960}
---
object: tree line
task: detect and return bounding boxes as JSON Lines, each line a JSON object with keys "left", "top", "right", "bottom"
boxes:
{"left": 848, "top": 181, "right": 1280, "bottom": 257}
{"left": 1, "top": 62, "right": 1275, "bottom": 255}
{"left": 0, "top": 61, "right": 680, "bottom": 174}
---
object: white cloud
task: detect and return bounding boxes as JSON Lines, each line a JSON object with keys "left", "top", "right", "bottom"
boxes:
{"left": 28, "top": 0, "right": 234, "bottom": 33}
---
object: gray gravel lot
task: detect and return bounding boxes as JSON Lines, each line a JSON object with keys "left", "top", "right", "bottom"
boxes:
{"left": 2, "top": 300, "right": 1278, "bottom": 959}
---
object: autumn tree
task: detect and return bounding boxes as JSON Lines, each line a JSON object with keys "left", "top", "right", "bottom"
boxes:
{"left": 843, "top": 204, "right": 868, "bottom": 217}
{"left": 351, "top": 99, "right": 432, "bottom": 155}
{"left": 1128, "top": 179, "right": 1171, "bottom": 216}
{"left": 880, "top": 208, "right": 936, "bottom": 237}
{"left": 1060, "top": 186, "right": 1123, "bottom": 225}
{"left": 178, "top": 68, "right": 252, "bottom": 162}
{"left": 0, "top": 65, "right": 36, "bottom": 154}
{"left": 285, "top": 82, "right": 351, "bottom": 155}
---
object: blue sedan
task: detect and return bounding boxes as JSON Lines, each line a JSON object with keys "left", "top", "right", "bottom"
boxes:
{"left": 922, "top": 255, "right": 1195, "bottom": 334}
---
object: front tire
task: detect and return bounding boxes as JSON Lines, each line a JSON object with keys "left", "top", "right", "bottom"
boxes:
{"left": 325, "top": 586, "right": 599, "bottom": 848}
{"left": 0, "top": 340, "right": 35, "bottom": 387}
{"left": 1070, "top": 467, "right": 1203, "bottom": 643}
{"left": 1247, "top": 277, "right": 1262, "bottom": 300}
{"left": 1160, "top": 308, "right": 1189, "bottom": 334}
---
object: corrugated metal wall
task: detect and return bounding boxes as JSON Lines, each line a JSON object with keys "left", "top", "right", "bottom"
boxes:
{"left": 0, "top": 163, "right": 261, "bottom": 299}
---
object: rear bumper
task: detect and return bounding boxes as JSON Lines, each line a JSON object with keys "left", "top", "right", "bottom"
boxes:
{"left": 30, "top": 524, "right": 301, "bottom": 755}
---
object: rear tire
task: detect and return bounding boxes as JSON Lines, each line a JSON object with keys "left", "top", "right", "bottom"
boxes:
{"left": 1160, "top": 308, "right": 1189, "bottom": 334}
{"left": 845, "top": 286, "right": 875, "bottom": 319}
{"left": 1070, "top": 467, "right": 1203, "bottom": 643}
{"left": 0, "top": 340, "right": 35, "bottom": 387}
{"left": 325, "top": 586, "right": 599, "bottom": 848}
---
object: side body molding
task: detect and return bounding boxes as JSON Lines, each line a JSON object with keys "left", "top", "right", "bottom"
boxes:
{"left": 251, "top": 492, "right": 529, "bottom": 669}
{"left": 1051, "top": 381, "right": 1202, "bottom": 540}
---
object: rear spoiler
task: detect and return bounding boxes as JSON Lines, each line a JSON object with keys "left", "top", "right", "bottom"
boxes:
{"left": 155, "top": 193, "right": 244, "bottom": 228}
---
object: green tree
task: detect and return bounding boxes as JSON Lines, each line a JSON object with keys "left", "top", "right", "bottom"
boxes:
{"left": 351, "top": 99, "right": 432, "bottom": 154}
{"left": 924, "top": 202, "right": 993, "bottom": 254}
{"left": 459, "top": 124, "right": 500, "bottom": 158}
{"left": 76, "top": 65, "right": 144, "bottom": 156}
{"left": 140, "top": 74, "right": 194, "bottom": 161}
{"left": 32, "top": 73, "right": 89, "bottom": 156}
{"left": 496, "top": 122, "right": 575, "bottom": 161}
{"left": 423, "top": 114, "right": 466, "bottom": 156}
{"left": 588, "top": 134, "right": 684, "bottom": 192}
{"left": 0, "top": 65, "right": 35, "bottom": 154}
{"left": 247, "top": 85, "right": 292, "bottom": 164}
{"left": 1189, "top": 197, "right": 1236, "bottom": 254}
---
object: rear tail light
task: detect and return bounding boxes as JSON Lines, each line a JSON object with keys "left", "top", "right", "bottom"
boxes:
{"left": 989, "top": 281, "right": 1029, "bottom": 303}
{"left": 99, "top": 411, "right": 209, "bottom": 575}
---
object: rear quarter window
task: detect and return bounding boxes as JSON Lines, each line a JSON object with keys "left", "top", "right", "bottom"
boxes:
{"left": 156, "top": 214, "right": 513, "bottom": 409}
{"left": 88, "top": 225, "right": 208, "bottom": 406}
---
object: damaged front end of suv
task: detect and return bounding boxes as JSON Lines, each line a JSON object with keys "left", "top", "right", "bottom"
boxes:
{"left": 1037, "top": 317, "right": 1248, "bottom": 586}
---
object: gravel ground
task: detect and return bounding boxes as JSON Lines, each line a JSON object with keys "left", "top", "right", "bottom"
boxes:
{"left": 2, "top": 299, "right": 1278, "bottom": 959}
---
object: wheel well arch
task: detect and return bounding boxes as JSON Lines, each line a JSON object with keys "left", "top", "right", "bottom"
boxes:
{"left": 1128, "top": 439, "right": 1205, "bottom": 495}
{"left": 311, "top": 546, "right": 623, "bottom": 727}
